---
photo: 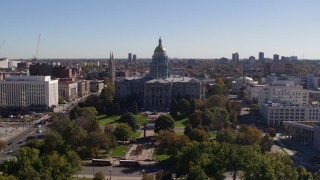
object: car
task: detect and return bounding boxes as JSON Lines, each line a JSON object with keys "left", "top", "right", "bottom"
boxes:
{"left": 7, "top": 150, "right": 13, "bottom": 154}
{"left": 17, "top": 140, "right": 23, "bottom": 144}
{"left": 7, "top": 142, "right": 13, "bottom": 146}
{"left": 36, "top": 129, "right": 43, "bottom": 133}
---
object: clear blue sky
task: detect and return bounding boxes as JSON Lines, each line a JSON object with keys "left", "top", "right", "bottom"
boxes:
{"left": 1, "top": 0, "right": 320, "bottom": 59}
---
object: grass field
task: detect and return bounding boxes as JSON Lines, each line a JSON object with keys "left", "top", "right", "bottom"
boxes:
{"left": 111, "top": 145, "right": 128, "bottom": 157}
{"left": 175, "top": 131, "right": 184, "bottom": 136}
{"left": 153, "top": 152, "right": 171, "bottom": 161}
{"left": 133, "top": 131, "right": 142, "bottom": 138}
{"left": 174, "top": 117, "right": 188, "bottom": 127}
{"left": 97, "top": 114, "right": 147, "bottom": 126}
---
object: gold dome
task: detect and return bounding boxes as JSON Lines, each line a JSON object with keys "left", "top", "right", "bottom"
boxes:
{"left": 154, "top": 38, "right": 166, "bottom": 53}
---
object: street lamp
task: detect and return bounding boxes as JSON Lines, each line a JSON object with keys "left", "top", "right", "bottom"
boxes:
{"left": 109, "top": 168, "right": 112, "bottom": 180}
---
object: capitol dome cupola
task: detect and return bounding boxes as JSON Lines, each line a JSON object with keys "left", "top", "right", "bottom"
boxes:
{"left": 150, "top": 38, "right": 169, "bottom": 79}
{"left": 154, "top": 38, "right": 166, "bottom": 53}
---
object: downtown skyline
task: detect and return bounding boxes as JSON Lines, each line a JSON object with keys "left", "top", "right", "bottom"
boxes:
{"left": 1, "top": 0, "right": 320, "bottom": 59}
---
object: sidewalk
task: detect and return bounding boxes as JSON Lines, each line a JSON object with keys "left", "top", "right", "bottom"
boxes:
{"left": 75, "top": 175, "right": 143, "bottom": 180}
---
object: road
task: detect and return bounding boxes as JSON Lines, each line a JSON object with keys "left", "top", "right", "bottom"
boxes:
{"left": 0, "top": 124, "right": 46, "bottom": 163}
{"left": 79, "top": 163, "right": 175, "bottom": 178}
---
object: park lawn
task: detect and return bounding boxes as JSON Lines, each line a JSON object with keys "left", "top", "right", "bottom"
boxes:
{"left": 153, "top": 152, "right": 171, "bottom": 161}
{"left": 97, "top": 115, "right": 121, "bottom": 125}
{"left": 133, "top": 131, "right": 142, "bottom": 138}
{"left": 175, "top": 131, "right": 184, "bottom": 136}
{"left": 97, "top": 114, "right": 147, "bottom": 126}
{"left": 174, "top": 117, "right": 188, "bottom": 127}
{"left": 135, "top": 114, "right": 147, "bottom": 125}
{"left": 111, "top": 145, "right": 128, "bottom": 157}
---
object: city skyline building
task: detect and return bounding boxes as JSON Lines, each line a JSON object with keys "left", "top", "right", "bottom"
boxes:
{"left": 128, "top": 53, "right": 132, "bottom": 63}
{"left": 259, "top": 52, "right": 264, "bottom": 61}
{"left": 232, "top": 52, "right": 239, "bottom": 63}
{"left": 0, "top": 76, "right": 58, "bottom": 112}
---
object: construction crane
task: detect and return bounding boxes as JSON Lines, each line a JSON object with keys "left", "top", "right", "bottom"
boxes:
{"left": 32, "top": 34, "right": 41, "bottom": 64}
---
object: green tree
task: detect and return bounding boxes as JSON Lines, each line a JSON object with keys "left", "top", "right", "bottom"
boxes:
{"left": 314, "top": 171, "right": 320, "bottom": 180}
{"left": 25, "top": 139, "right": 45, "bottom": 150}
{"left": 237, "top": 125, "right": 263, "bottom": 145}
{"left": 216, "top": 128, "right": 237, "bottom": 144}
{"left": 154, "top": 115, "right": 175, "bottom": 133}
{"left": 155, "top": 130, "right": 189, "bottom": 155}
{"left": 74, "top": 107, "right": 100, "bottom": 132}
{"left": 297, "top": 166, "right": 312, "bottom": 180}
{"left": 207, "top": 84, "right": 224, "bottom": 95}
{"left": 155, "top": 170, "right": 172, "bottom": 180}
{"left": 177, "top": 98, "right": 190, "bottom": 115}
{"left": 206, "top": 95, "right": 226, "bottom": 108}
{"left": 260, "top": 134, "right": 273, "bottom": 153}
{"left": 87, "top": 131, "right": 115, "bottom": 156}
{"left": 189, "top": 99, "right": 196, "bottom": 114}
{"left": 215, "top": 76, "right": 225, "bottom": 86}
{"left": 43, "top": 130, "right": 65, "bottom": 154}
{"left": 169, "top": 98, "right": 178, "bottom": 117}
{"left": 188, "top": 129, "right": 209, "bottom": 142}
{"left": 58, "top": 96, "right": 65, "bottom": 104}
{"left": 176, "top": 142, "right": 225, "bottom": 179}
{"left": 62, "top": 124, "right": 87, "bottom": 150}
{"left": 202, "top": 107, "right": 229, "bottom": 131}
{"left": 114, "top": 123, "right": 133, "bottom": 141}
{"left": 93, "top": 172, "right": 105, "bottom": 180}
{"left": 118, "top": 112, "right": 139, "bottom": 130}
{"left": 48, "top": 114, "right": 72, "bottom": 134}
{"left": 188, "top": 112, "right": 203, "bottom": 128}
{"left": 267, "top": 127, "right": 277, "bottom": 137}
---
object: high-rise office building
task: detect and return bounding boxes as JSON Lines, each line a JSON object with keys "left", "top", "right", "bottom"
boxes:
{"left": 128, "top": 53, "right": 132, "bottom": 63}
{"left": 232, "top": 53, "right": 239, "bottom": 63}
{"left": 0, "top": 76, "right": 58, "bottom": 111}
{"left": 273, "top": 54, "right": 280, "bottom": 61}
{"left": 259, "top": 52, "right": 264, "bottom": 61}
{"left": 133, "top": 54, "right": 137, "bottom": 63}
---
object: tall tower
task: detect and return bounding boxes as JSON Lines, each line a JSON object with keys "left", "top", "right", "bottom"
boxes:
{"left": 108, "top": 52, "right": 116, "bottom": 83}
{"left": 149, "top": 38, "right": 169, "bottom": 79}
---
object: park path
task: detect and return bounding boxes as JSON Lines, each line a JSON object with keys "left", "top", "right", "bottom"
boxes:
{"left": 124, "top": 114, "right": 165, "bottom": 161}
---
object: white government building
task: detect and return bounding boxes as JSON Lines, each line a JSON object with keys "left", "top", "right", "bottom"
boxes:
{"left": 259, "top": 81, "right": 320, "bottom": 126}
{"left": 0, "top": 76, "right": 58, "bottom": 112}
{"left": 115, "top": 38, "right": 202, "bottom": 111}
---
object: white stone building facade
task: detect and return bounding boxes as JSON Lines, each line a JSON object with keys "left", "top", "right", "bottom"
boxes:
{"left": 0, "top": 76, "right": 58, "bottom": 111}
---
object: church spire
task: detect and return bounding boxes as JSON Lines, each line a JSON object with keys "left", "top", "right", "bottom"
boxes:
{"left": 108, "top": 51, "right": 115, "bottom": 83}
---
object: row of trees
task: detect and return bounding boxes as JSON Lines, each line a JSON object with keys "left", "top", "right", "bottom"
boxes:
{"left": 176, "top": 141, "right": 318, "bottom": 180}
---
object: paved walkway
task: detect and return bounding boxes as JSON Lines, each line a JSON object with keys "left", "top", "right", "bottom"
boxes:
{"left": 124, "top": 114, "right": 157, "bottom": 161}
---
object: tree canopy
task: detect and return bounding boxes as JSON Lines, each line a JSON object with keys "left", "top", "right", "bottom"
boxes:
{"left": 154, "top": 115, "right": 175, "bottom": 133}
